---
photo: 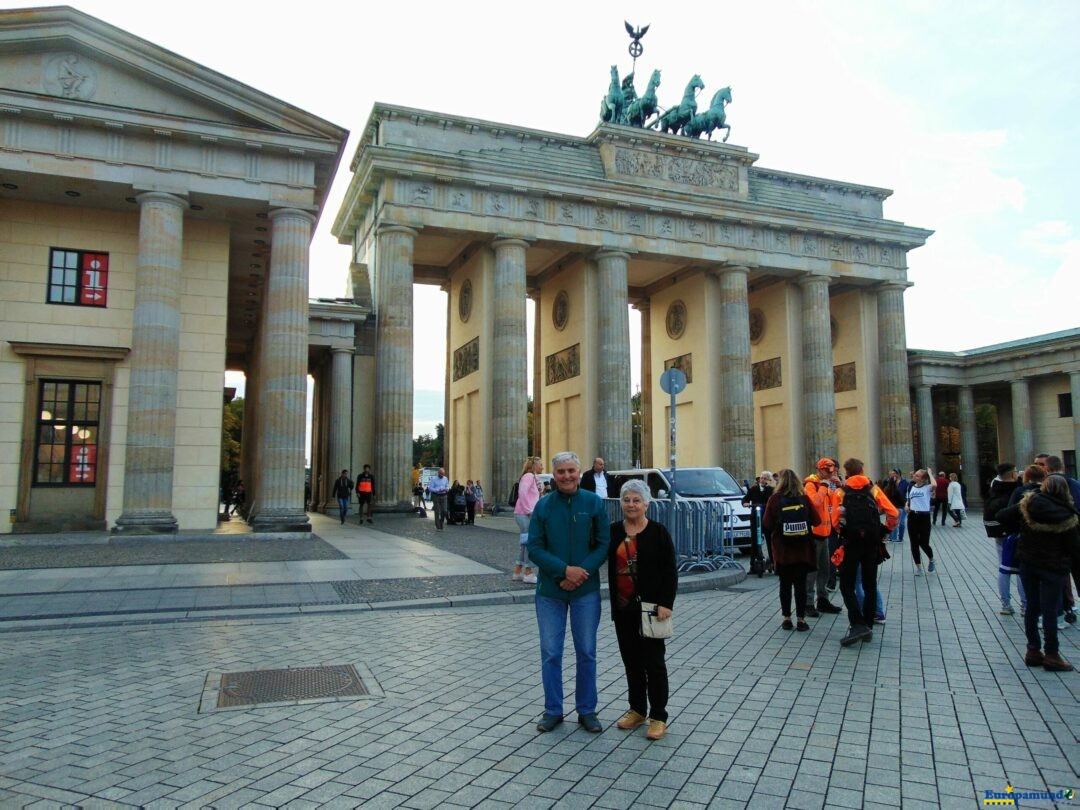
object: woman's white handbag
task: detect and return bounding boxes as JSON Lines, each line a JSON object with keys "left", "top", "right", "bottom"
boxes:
{"left": 640, "top": 602, "right": 673, "bottom": 639}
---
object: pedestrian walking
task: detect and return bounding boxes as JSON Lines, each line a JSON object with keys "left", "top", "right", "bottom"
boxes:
{"left": 331, "top": 469, "right": 353, "bottom": 524}
{"left": 513, "top": 457, "right": 543, "bottom": 584}
{"left": 803, "top": 459, "right": 843, "bottom": 616}
{"left": 933, "top": 471, "right": 949, "bottom": 526}
{"left": 608, "top": 480, "right": 677, "bottom": 741}
{"left": 356, "top": 464, "right": 375, "bottom": 523}
{"left": 947, "top": 473, "right": 965, "bottom": 527}
{"left": 428, "top": 467, "right": 450, "bottom": 530}
{"left": 906, "top": 469, "right": 936, "bottom": 575}
{"left": 762, "top": 469, "right": 820, "bottom": 632}
{"left": 984, "top": 462, "right": 1025, "bottom": 615}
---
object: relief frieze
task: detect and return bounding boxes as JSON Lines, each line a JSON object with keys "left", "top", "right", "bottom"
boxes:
{"left": 752, "top": 357, "right": 782, "bottom": 391}
{"left": 834, "top": 362, "right": 857, "bottom": 393}
{"left": 663, "top": 353, "right": 693, "bottom": 384}
{"left": 453, "top": 337, "right": 479, "bottom": 381}
{"left": 545, "top": 343, "right": 581, "bottom": 386}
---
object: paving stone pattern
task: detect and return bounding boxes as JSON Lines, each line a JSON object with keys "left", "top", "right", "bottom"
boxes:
{"left": 0, "top": 523, "right": 1077, "bottom": 809}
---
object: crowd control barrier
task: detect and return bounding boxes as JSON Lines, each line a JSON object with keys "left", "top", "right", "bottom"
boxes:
{"left": 604, "top": 498, "right": 742, "bottom": 573}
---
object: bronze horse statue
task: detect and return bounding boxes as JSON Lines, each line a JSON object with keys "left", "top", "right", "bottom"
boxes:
{"left": 682, "top": 86, "right": 733, "bottom": 142}
{"left": 625, "top": 69, "right": 661, "bottom": 128}
{"left": 654, "top": 74, "right": 704, "bottom": 135}
{"left": 599, "top": 65, "right": 625, "bottom": 124}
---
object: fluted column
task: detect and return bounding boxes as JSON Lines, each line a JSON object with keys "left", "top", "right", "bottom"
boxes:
{"left": 330, "top": 347, "right": 353, "bottom": 483}
{"left": 114, "top": 192, "right": 185, "bottom": 533}
{"left": 714, "top": 265, "right": 755, "bottom": 481}
{"left": 636, "top": 302, "right": 653, "bottom": 468}
{"left": 1072, "top": 372, "right": 1080, "bottom": 469}
{"left": 249, "top": 208, "right": 314, "bottom": 532}
{"left": 1011, "top": 378, "right": 1034, "bottom": 467}
{"left": 958, "top": 385, "right": 980, "bottom": 497}
{"left": 798, "top": 274, "right": 836, "bottom": 471}
{"left": 877, "top": 283, "right": 915, "bottom": 472}
{"left": 916, "top": 385, "right": 935, "bottom": 471}
{"left": 491, "top": 238, "right": 529, "bottom": 503}
{"left": 530, "top": 291, "right": 542, "bottom": 457}
{"left": 595, "top": 250, "right": 632, "bottom": 468}
{"left": 372, "top": 225, "right": 417, "bottom": 507}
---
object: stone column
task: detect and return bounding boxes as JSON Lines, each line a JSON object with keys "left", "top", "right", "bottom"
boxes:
{"left": 636, "top": 302, "right": 653, "bottom": 468}
{"left": 957, "top": 385, "right": 980, "bottom": 497}
{"left": 114, "top": 192, "right": 185, "bottom": 533}
{"left": 249, "top": 208, "right": 314, "bottom": 532}
{"left": 797, "top": 274, "right": 836, "bottom": 471}
{"left": 595, "top": 250, "right": 632, "bottom": 468}
{"left": 491, "top": 238, "right": 529, "bottom": 503}
{"left": 714, "top": 266, "right": 755, "bottom": 481}
{"left": 1011, "top": 378, "right": 1034, "bottom": 467}
{"left": 877, "top": 283, "right": 915, "bottom": 472}
{"left": 1072, "top": 372, "right": 1080, "bottom": 470}
{"left": 915, "top": 384, "right": 935, "bottom": 471}
{"left": 373, "top": 225, "right": 418, "bottom": 508}
{"left": 329, "top": 346, "right": 353, "bottom": 483}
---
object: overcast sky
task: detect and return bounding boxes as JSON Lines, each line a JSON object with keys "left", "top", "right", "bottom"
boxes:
{"left": 14, "top": 0, "right": 1079, "bottom": 439}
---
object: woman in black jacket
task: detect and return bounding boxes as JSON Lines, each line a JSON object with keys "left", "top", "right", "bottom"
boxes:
{"left": 608, "top": 479, "right": 677, "bottom": 741}
{"left": 998, "top": 475, "right": 1080, "bottom": 672}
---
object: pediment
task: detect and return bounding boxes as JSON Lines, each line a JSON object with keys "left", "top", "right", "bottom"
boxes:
{"left": 0, "top": 8, "right": 344, "bottom": 141}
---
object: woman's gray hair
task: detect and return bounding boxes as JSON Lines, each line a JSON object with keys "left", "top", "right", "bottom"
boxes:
{"left": 551, "top": 451, "right": 580, "bottom": 469}
{"left": 620, "top": 479, "right": 651, "bottom": 504}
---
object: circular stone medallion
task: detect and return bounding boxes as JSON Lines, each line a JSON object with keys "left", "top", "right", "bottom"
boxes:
{"left": 748, "top": 308, "right": 765, "bottom": 344}
{"left": 458, "top": 279, "right": 472, "bottom": 323}
{"left": 552, "top": 290, "right": 569, "bottom": 331}
{"left": 666, "top": 300, "right": 687, "bottom": 340}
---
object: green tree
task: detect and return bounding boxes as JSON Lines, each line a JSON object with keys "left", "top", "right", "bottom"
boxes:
{"left": 220, "top": 397, "right": 243, "bottom": 485}
{"left": 413, "top": 423, "right": 444, "bottom": 467}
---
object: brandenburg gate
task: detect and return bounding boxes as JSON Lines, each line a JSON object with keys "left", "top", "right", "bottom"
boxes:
{"left": 333, "top": 103, "right": 931, "bottom": 508}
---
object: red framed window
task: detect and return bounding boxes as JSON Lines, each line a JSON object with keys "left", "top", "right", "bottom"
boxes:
{"left": 48, "top": 248, "right": 109, "bottom": 307}
{"left": 34, "top": 380, "right": 101, "bottom": 486}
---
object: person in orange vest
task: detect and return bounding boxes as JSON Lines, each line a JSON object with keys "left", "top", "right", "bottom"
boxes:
{"left": 804, "top": 459, "right": 843, "bottom": 616}
{"left": 833, "top": 458, "right": 899, "bottom": 646}
{"left": 356, "top": 464, "right": 376, "bottom": 524}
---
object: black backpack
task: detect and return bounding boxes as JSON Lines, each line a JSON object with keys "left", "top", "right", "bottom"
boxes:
{"left": 779, "top": 497, "right": 811, "bottom": 540}
{"left": 840, "top": 486, "right": 882, "bottom": 542}
{"left": 508, "top": 481, "right": 520, "bottom": 507}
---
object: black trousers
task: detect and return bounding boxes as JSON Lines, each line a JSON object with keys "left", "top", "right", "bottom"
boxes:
{"left": 777, "top": 563, "right": 811, "bottom": 618}
{"left": 613, "top": 608, "right": 669, "bottom": 722}
{"left": 907, "top": 512, "right": 934, "bottom": 564}
{"left": 839, "top": 543, "right": 879, "bottom": 627}
{"left": 932, "top": 499, "right": 948, "bottom": 525}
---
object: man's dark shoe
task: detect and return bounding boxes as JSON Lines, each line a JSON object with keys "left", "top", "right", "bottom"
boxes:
{"left": 1024, "top": 648, "right": 1044, "bottom": 667}
{"left": 804, "top": 605, "right": 820, "bottom": 618}
{"left": 536, "top": 714, "right": 563, "bottom": 732}
{"left": 577, "top": 713, "right": 603, "bottom": 733}
{"left": 1042, "top": 653, "right": 1074, "bottom": 672}
{"left": 861, "top": 628, "right": 873, "bottom": 643}
{"left": 817, "top": 599, "right": 842, "bottom": 614}
{"left": 840, "top": 625, "right": 871, "bottom": 646}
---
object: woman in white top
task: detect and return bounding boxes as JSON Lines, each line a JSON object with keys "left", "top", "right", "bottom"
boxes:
{"left": 906, "top": 468, "right": 937, "bottom": 575}
{"left": 946, "top": 473, "right": 965, "bottom": 528}
{"left": 512, "top": 456, "right": 544, "bottom": 584}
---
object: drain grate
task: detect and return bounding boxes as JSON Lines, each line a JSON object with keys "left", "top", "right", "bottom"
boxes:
{"left": 216, "top": 664, "right": 368, "bottom": 708}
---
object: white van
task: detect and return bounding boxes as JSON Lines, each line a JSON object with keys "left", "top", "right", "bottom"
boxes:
{"left": 607, "top": 467, "right": 752, "bottom": 547}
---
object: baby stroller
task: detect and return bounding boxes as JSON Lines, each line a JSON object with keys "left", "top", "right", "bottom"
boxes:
{"left": 448, "top": 489, "right": 468, "bottom": 525}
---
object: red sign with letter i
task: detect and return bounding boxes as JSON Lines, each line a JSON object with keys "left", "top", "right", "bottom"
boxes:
{"left": 80, "top": 253, "right": 108, "bottom": 306}
{"left": 70, "top": 444, "right": 97, "bottom": 484}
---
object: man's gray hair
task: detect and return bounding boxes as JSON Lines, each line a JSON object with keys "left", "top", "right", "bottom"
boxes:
{"left": 620, "top": 479, "right": 651, "bottom": 504}
{"left": 551, "top": 451, "right": 581, "bottom": 469}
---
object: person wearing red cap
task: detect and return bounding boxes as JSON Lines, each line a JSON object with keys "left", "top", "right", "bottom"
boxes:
{"left": 803, "top": 458, "right": 843, "bottom": 616}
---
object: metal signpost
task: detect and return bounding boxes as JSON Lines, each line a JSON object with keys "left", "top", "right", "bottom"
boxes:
{"left": 659, "top": 367, "right": 687, "bottom": 504}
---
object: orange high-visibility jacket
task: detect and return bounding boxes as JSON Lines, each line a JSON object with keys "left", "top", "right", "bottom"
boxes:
{"left": 803, "top": 474, "right": 840, "bottom": 538}
{"left": 833, "top": 475, "right": 899, "bottom": 532}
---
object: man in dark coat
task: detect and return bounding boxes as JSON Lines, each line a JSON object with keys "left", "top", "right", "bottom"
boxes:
{"left": 580, "top": 457, "right": 613, "bottom": 500}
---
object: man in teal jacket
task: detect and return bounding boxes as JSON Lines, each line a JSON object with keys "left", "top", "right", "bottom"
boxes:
{"left": 527, "top": 451, "right": 609, "bottom": 733}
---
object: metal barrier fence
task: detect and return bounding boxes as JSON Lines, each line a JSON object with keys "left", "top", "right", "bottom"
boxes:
{"left": 604, "top": 498, "right": 743, "bottom": 573}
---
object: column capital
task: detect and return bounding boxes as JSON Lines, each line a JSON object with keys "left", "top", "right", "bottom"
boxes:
{"left": 135, "top": 191, "right": 187, "bottom": 210}
{"left": 796, "top": 273, "right": 832, "bottom": 288}
{"left": 593, "top": 248, "right": 634, "bottom": 262}
{"left": 376, "top": 223, "right": 419, "bottom": 238}
{"left": 491, "top": 237, "right": 531, "bottom": 251}
{"left": 714, "top": 263, "right": 753, "bottom": 277}
{"left": 269, "top": 207, "right": 317, "bottom": 226}
{"left": 330, "top": 346, "right": 355, "bottom": 356}
{"left": 632, "top": 299, "right": 651, "bottom": 313}
{"left": 877, "top": 279, "right": 912, "bottom": 292}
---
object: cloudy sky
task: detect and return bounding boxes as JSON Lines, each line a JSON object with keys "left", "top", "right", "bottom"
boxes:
{"left": 13, "top": 0, "right": 1078, "bottom": 438}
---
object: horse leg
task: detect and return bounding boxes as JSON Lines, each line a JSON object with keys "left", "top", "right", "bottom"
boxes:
{"left": 721, "top": 124, "right": 731, "bottom": 143}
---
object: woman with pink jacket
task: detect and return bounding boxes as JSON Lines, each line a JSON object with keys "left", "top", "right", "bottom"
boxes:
{"left": 513, "top": 456, "right": 544, "bottom": 584}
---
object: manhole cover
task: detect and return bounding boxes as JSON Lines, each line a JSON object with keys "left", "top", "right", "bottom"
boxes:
{"left": 216, "top": 664, "right": 368, "bottom": 708}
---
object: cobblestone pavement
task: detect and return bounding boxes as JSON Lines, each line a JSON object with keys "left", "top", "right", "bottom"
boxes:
{"left": 0, "top": 522, "right": 1077, "bottom": 808}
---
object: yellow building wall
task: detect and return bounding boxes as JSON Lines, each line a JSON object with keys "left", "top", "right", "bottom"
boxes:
{"left": 447, "top": 249, "right": 490, "bottom": 483}
{"left": 539, "top": 258, "right": 591, "bottom": 463}
{"left": 0, "top": 199, "right": 228, "bottom": 533}
{"left": 830, "top": 289, "right": 879, "bottom": 473}
{"left": 1032, "top": 375, "right": 1073, "bottom": 457}
{"left": 750, "top": 282, "right": 793, "bottom": 472}
{"left": 649, "top": 274, "right": 712, "bottom": 467}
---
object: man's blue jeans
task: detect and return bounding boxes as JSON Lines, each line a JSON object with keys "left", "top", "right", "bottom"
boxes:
{"left": 854, "top": 562, "right": 885, "bottom": 619}
{"left": 337, "top": 497, "right": 349, "bottom": 523}
{"left": 536, "top": 591, "right": 601, "bottom": 718}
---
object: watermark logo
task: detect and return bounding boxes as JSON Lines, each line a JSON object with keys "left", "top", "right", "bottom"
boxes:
{"left": 983, "top": 782, "right": 1075, "bottom": 805}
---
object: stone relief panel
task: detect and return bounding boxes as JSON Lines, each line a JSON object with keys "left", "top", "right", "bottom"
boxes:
{"left": 752, "top": 357, "right": 782, "bottom": 391}
{"left": 609, "top": 147, "right": 739, "bottom": 193}
{"left": 663, "top": 353, "right": 693, "bottom": 384}
{"left": 44, "top": 53, "right": 97, "bottom": 100}
{"left": 665, "top": 300, "right": 688, "bottom": 340}
{"left": 552, "top": 290, "right": 569, "bottom": 331}
{"left": 453, "top": 337, "right": 479, "bottom": 381}
{"left": 545, "top": 344, "right": 581, "bottom": 386}
{"left": 748, "top": 308, "right": 765, "bottom": 345}
{"left": 458, "top": 279, "right": 472, "bottom": 323}
{"left": 834, "top": 362, "right": 857, "bottom": 393}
